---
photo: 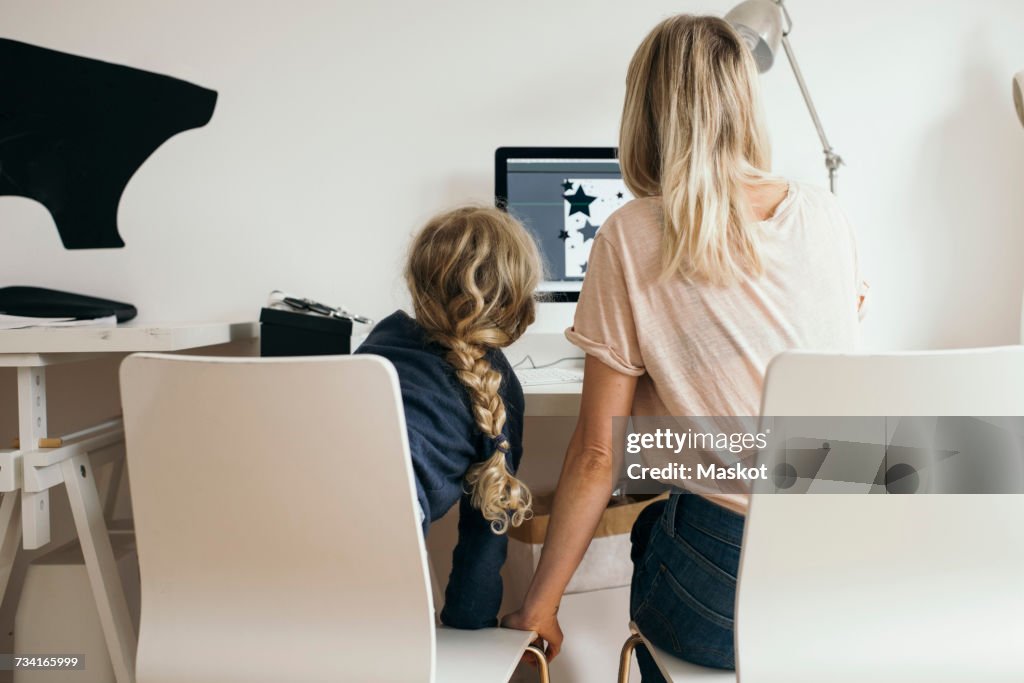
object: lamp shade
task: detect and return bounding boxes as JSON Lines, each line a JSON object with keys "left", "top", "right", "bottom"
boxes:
{"left": 725, "top": 0, "right": 783, "bottom": 73}
{"left": 1014, "top": 70, "right": 1024, "bottom": 128}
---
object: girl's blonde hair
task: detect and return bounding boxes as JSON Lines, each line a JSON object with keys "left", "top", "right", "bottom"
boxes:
{"left": 620, "top": 14, "right": 775, "bottom": 285}
{"left": 405, "top": 206, "right": 541, "bottom": 534}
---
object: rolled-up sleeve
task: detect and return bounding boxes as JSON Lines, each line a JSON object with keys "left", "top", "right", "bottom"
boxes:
{"left": 565, "top": 233, "right": 645, "bottom": 376}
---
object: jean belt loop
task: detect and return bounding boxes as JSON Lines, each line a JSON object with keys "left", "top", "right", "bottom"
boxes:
{"left": 662, "top": 488, "right": 681, "bottom": 537}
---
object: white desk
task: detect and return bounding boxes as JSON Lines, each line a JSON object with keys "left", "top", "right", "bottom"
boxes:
{"left": 509, "top": 331, "right": 584, "bottom": 417}
{"left": 0, "top": 321, "right": 258, "bottom": 683}
{"left": 0, "top": 320, "right": 258, "bottom": 364}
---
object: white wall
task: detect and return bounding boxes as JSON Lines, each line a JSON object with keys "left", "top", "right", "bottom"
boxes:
{"left": 1, "top": 0, "right": 1023, "bottom": 349}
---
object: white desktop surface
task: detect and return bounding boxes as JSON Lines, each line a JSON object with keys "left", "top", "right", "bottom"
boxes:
{"left": 0, "top": 321, "right": 259, "bottom": 366}
{"left": 509, "top": 328, "right": 585, "bottom": 417}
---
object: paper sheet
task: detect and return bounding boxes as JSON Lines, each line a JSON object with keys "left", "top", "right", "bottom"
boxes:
{"left": 0, "top": 314, "right": 117, "bottom": 330}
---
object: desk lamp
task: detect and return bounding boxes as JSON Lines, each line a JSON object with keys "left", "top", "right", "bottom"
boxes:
{"left": 726, "top": 0, "right": 843, "bottom": 193}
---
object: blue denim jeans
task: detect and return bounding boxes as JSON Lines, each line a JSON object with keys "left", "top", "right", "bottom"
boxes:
{"left": 629, "top": 492, "right": 745, "bottom": 681}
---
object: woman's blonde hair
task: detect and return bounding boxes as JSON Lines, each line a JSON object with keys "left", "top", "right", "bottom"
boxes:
{"left": 620, "top": 14, "right": 775, "bottom": 285}
{"left": 406, "top": 206, "right": 541, "bottom": 533}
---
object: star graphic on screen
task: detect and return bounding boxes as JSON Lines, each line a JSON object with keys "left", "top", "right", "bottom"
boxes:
{"left": 557, "top": 230, "right": 570, "bottom": 241}
{"left": 577, "top": 220, "right": 599, "bottom": 242}
{"left": 564, "top": 185, "right": 597, "bottom": 217}
{"left": 562, "top": 179, "right": 574, "bottom": 191}
{"left": 580, "top": 261, "right": 588, "bottom": 274}
{"left": 616, "top": 191, "right": 624, "bottom": 199}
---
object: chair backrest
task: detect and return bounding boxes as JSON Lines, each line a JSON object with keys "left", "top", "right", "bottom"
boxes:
{"left": 121, "top": 354, "right": 434, "bottom": 683}
{"left": 737, "top": 347, "right": 1024, "bottom": 683}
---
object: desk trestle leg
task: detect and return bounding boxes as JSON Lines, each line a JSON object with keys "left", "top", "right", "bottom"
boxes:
{"left": 0, "top": 492, "right": 21, "bottom": 605}
{"left": 62, "top": 452, "right": 137, "bottom": 683}
{"left": 17, "top": 367, "right": 50, "bottom": 549}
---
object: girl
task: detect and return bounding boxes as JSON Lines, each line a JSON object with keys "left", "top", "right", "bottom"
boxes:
{"left": 505, "top": 14, "right": 867, "bottom": 679}
{"left": 356, "top": 205, "right": 541, "bottom": 629}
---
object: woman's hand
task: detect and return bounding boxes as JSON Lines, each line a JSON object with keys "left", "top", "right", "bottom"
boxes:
{"left": 502, "top": 605, "right": 564, "bottom": 661}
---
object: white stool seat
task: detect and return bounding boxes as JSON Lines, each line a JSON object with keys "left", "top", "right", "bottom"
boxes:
{"left": 630, "top": 623, "right": 734, "bottom": 682}
{"left": 435, "top": 626, "right": 537, "bottom": 683}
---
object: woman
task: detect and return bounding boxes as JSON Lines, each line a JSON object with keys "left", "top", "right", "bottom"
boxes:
{"left": 504, "top": 14, "right": 867, "bottom": 679}
{"left": 356, "top": 206, "right": 541, "bottom": 629}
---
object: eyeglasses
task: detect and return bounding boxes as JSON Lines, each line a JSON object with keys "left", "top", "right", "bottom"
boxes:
{"left": 268, "top": 291, "right": 373, "bottom": 325}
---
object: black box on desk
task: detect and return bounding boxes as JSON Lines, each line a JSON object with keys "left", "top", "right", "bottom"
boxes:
{"left": 259, "top": 307, "right": 352, "bottom": 357}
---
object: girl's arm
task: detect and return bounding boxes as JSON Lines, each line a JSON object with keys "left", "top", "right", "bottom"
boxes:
{"left": 503, "top": 355, "right": 637, "bottom": 660}
{"left": 443, "top": 366, "right": 525, "bottom": 630}
{"left": 440, "top": 492, "right": 508, "bottom": 629}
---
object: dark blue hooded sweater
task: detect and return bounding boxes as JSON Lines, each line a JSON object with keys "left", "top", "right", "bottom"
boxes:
{"left": 355, "top": 310, "right": 524, "bottom": 629}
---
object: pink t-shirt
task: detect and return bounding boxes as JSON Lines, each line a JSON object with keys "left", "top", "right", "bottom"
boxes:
{"left": 566, "top": 182, "right": 867, "bottom": 514}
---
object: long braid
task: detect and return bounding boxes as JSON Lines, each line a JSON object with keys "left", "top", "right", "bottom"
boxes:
{"left": 441, "top": 334, "right": 530, "bottom": 533}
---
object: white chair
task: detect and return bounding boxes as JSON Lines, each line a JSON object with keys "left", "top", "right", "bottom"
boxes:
{"left": 620, "top": 347, "right": 1024, "bottom": 682}
{"left": 120, "top": 353, "right": 548, "bottom": 683}
{"left": 619, "top": 625, "right": 732, "bottom": 682}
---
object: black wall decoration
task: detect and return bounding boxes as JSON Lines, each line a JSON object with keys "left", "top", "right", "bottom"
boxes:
{"left": 0, "top": 38, "right": 217, "bottom": 249}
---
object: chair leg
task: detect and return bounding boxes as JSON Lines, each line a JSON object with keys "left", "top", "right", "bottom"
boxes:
{"left": 618, "top": 633, "right": 643, "bottom": 683}
{"left": 525, "top": 644, "right": 551, "bottom": 683}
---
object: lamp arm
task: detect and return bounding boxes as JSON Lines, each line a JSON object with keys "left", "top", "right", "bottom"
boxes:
{"left": 779, "top": 32, "right": 844, "bottom": 193}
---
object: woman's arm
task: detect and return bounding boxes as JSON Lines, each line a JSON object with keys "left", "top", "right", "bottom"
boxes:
{"left": 503, "top": 354, "right": 638, "bottom": 660}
